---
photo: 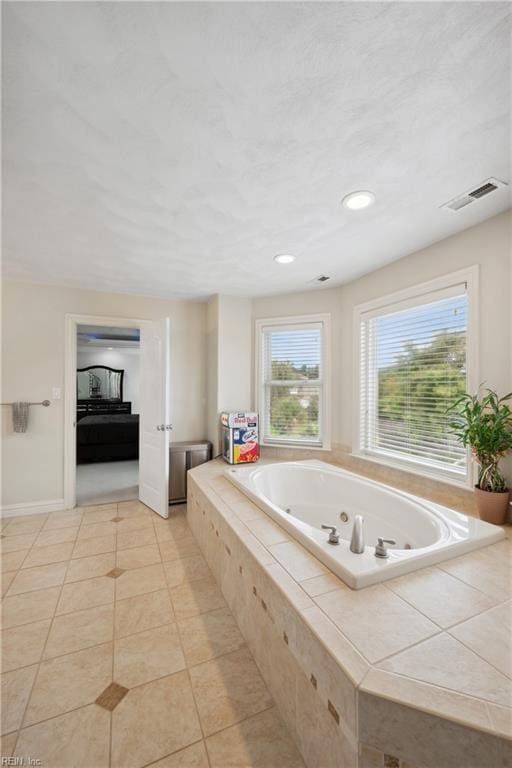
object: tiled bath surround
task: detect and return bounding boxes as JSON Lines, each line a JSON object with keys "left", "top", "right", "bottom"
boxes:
{"left": 188, "top": 459, "right": 512, "bottom": 768}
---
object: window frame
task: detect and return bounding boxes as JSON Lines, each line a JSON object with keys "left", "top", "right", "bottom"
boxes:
{"left": 352, "top": 266, "right": 479, "bottom": 488}
{"left": 255, "top": 313, "right": 331, "bottom": 450}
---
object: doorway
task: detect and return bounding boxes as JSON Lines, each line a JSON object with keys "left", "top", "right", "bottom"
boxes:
{"left": 64, "top": 313, "right": 172, "bottom": 518}
{"left": 75, "top": 324, "right": 140, "bottom": 506}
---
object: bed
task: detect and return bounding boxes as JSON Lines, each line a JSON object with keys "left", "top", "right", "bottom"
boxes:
{"left": 76, "top": 414, "right": 139, "bottom": 464}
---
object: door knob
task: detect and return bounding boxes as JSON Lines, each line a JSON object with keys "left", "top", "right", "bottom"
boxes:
{"left": 157, "top": 424, "right": 165, "bottom": 431}
{"left": 166, "top": 424, "right": 173, "bottom": 430}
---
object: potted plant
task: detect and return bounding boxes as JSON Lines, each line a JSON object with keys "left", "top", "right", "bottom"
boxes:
{"left": 449, "top": 388, "right": 512, "bottom": 524}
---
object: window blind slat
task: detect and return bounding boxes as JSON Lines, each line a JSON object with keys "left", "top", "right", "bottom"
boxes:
{"left": 359, "top": 290, "right": 468, "bottom": 476}
{"left": 261, "top": 324, "right": 323, "bottom": 445}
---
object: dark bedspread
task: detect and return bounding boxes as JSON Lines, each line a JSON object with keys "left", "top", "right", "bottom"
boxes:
{"left": 77, "top": 414, "right": 139, "bottom": 446}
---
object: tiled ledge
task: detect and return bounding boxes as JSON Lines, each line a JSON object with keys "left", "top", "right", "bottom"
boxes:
{"left": 187, "top": 458, "right": 511, "bottom": 768}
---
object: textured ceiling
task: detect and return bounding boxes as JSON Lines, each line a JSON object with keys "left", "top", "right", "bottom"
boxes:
{"left": 2, "top": 2, "right": 511, "bottom": 299}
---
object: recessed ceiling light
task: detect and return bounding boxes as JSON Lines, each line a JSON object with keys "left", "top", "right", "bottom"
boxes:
{"left": 107, "top": 347, "right": 113, "bottom": 350}
{"left": 342, "top": 190, "right": 375, "bottom": 210}
{"left": 274, "top": 254, "right": 296, "bottom": 264}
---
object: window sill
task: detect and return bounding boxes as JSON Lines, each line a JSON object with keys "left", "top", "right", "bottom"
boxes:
{"left": 350, "top": 449, "right": 472, "bottom": 490}
{"left": 261, "top": 440, "right": 330, "bottom": 452}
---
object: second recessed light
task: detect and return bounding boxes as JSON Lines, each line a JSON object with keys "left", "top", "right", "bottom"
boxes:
{"left": 342, "top": 190, "right": 375, "bottom": 210}
{"left": 274, "top": 254, "right": 296, "bottom": 264}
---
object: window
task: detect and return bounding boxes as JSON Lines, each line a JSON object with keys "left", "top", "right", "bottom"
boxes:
{"left": 355, "top": 269, "right": 478, "bottom": 483}
{"left": 256, "top": 315, "right": 330, "bottom": 448}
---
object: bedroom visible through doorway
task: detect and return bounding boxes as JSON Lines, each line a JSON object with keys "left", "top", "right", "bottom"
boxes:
{"left": 76, "top": 324, "right": 140, "bottom": 506}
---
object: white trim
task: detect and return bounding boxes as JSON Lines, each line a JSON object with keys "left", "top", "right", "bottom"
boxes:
{"left": 64, "top": 313, "right": 149, "bottom": 510}
{"left": 254, "top": 313, "right": 331, "bottom": 450}
{"left": 1, "top": 499, "right": 66, "bottom": 518}
{"left": 352, "top": 266, "right": 479, "bottom": 488}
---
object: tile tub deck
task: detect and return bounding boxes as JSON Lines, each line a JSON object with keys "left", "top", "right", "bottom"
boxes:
{"left": 188, "top": 458, "right": 512, "bottom": 768}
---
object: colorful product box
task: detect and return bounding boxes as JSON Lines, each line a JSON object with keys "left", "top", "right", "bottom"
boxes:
{"left": 221, "top": 412, "right": 259, "bottom": 464}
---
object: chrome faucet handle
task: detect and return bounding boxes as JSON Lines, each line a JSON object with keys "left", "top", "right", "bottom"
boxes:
{"left": 321, "top": 524, "right": 340, "bottom": 545}
{"left": 375, "top": 537, "right": 397, "bottom": 559}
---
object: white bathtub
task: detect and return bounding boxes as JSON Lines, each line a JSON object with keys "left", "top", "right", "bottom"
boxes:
{"left": 226, "top": 460, "right": 505, "bottom": 589}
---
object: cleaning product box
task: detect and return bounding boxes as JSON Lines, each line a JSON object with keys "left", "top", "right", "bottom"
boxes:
{"left": 221, "top": 412, "right": 259, "bottom": 464}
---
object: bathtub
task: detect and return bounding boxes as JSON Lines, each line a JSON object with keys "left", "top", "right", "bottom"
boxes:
{"left": 226, "top": 460, "right": 505, "bottom": 589}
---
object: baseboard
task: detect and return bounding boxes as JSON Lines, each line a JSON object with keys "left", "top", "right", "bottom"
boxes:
{"left": 0, "top": 499, "right": 66, "bottom": 518}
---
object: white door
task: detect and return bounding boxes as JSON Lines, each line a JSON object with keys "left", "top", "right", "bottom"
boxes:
{"left": 139, "top": 318, "right": 171, "bottom": 518}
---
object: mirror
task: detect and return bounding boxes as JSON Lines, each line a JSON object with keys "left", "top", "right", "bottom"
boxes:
{"left": 77, "top": 366, "right": 124, "bottom": 401}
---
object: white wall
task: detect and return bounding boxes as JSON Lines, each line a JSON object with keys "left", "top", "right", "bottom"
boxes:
{"left": 206, "top": 295, "right": 252, "bottom": 454}
{"left": 76, "top": 347, "right": 140, "bottom": 413}
{"left": 252, "top": 211, "right": 512, "bottom": 482}
{"left": 1, "top": 282, "right": 207, "bottom": 507}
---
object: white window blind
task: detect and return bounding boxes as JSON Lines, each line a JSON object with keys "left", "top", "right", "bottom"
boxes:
{"left": 260, "top": 321, "right": 325, "bottom": 446}
{"left": 359, "top": 285, "right": 468, "bottom": 478}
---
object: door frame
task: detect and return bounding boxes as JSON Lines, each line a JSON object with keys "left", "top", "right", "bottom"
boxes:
{"left": 64, "top": 313, "right": 148, "bottom": 509}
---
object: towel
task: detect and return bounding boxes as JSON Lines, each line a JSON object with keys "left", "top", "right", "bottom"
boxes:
{"left": 12, "top": 402, "right": 30, "bottom": 433}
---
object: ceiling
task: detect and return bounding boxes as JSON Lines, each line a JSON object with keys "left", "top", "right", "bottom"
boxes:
{"left": 2, "top": 2, "right": 511, "bottom": 300}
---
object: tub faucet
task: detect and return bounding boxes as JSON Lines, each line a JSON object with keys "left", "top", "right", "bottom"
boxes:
{"left": 350, "top": 515, "right": 365, "bottom": 554}
{"left": 321, "top": 524, "right": 340, "bottom": 545}
{"left": 374, "top": 537, "right": 396, "bottom": 558}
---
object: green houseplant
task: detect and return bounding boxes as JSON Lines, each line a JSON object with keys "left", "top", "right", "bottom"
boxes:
{"left": 449, "top": 388, "right": 512, "bottom": 524}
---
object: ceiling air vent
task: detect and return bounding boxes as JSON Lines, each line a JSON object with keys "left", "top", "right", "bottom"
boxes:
{"left": 441, "top": 177, "right": 507, "bottom": 212}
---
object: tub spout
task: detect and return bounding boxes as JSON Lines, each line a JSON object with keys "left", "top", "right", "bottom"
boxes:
{"left": 350, "top": 515, "right": 365, "bottom": 554}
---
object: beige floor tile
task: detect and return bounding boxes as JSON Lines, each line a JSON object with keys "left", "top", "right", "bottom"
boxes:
{"left": 76, "top": 521, "right": 118, "bottom": 541}
{"left": 115, "top": 516, "right": 154, "bottom": 534}
{"left": 114, "top": 623, "right": 185, "bottom": 688}
{"left": 0, "top": 731, "right": 18, "bottom": 757}
{"left": 449, "top": 601, "right": 511, "bottom": 677}
{"left": 117, "top": 500, "right": 153, "bottom": 517}
{"left": 22, "top": 542, "right": 74, "bottom": 569}
{"left": 205, "top": 706, "right": 304, "bottom": 768}
{"left": 14, "top": 704, "right": 110, "bottom": 768}
{"left": 1, "top": 550, "right": 28, "bottom": 572}
{"left": 56, "top": 576, "right": 115, "bottom": 615}
{"left": 43, "top": 511, "right": 83, "bottom": 530}
{"left": 72, "top": 535, "right": 116, "bottom": 559}
{"left": 117, "top": 526, "right": 157, "bottom": 551}
{"left": 154, "top": 518, "right": 191, "bottom": 543}
{"left": 1, "top": 619, "right": 51, "bottom": 672}
{"left": 7, "top": 562, "right": 68, "bottom": 597}
{"left": 24, "top": 643, "right": 113, "bottom": 727}
{"left": 163, "top": 555, "right": 211, "bottom": 588}
{"left": 178, "top": 607, "right": 245, "bottom": 666}
{"left": 111, "top": 671, "right": 202, "bottom": 768}
{"left": 65, "top": 552, "right": 116, "bottom": 583}
{"left": 315, "top": 584, "right": 438, "bottom": 663}
{"left": 1, "top": 586, "right": 60, "bottom": 629}
{"left": 1, "top": 534, "right": 37, "bottom": 553}
{"left": 116, "top": 544, "right": 161, "bottom": 570}
{"left": 148, "top": 741, "right": 209, "bottom": 768}
{"left": 4, "top": 518, "right": 46, "bottom": 537}
{"left": 1, "top": 665, "right": 38, "bottom": 734}
{"left": 115, "top": 589, "right": 174, "bottom": 638}
{"left": 1, "top": 571, "right": 16, "bottom": 598}
{"left": 189, "top": 646, "right": 273, "bottom": 736}
{"left": 170, "top": 576, "right": 227, "bottom": 621}
{"left": 34, "top": 527, "right": 79, "bottom": 548}
{"left": 115, "top": 563, "right": 167, "bottom": 601}
{"left": 80, "top": 505, "right": 118, "bottom": 525}
{"left": 386, "top": 566, "right": 499, "bottom": 628}
{"left": 379, "top": 632, "right": 512, "bottom": 707}
{"left": 159, "top": 536, "right": 200, "bottom": 562}
{"left": 44, "top": 603, "right": 114, "bottom": 659}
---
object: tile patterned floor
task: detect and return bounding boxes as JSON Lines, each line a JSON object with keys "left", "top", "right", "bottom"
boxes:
{"left": 1, "top": 501, "right": 305, "bottom": 768}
